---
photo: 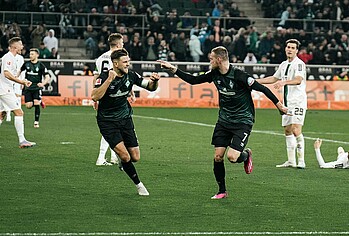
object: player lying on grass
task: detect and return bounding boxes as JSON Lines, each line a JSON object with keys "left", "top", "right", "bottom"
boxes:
{"left": 314, "top": 138, "right": 349, "bottom": 169}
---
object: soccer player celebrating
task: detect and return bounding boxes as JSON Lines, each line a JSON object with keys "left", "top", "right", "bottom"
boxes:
{"left": 19, "top": 48, "right": 50, "bottom": 128}
{"left": 0, "top": 37, "right": 35, "bottom": 148}
{"left": 314, "top": 138, "right": 349, "bottom": 169}
{"left": 91, "top": 48, "right": 160, "bottom": 196}
{"left": 158, "top": 46, "right": 289, "bottom": 199}
{"left": 258, "top": 39, "right": 307, "bottom": 169}
{"left": 93, "top": 33, "right": 136, "bottom": 166}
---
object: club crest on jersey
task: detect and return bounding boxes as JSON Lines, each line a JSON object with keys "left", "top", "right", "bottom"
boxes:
{"left": 229, "top": 81, "right": 234, "bottom": 88}
{"left": 247, "top": 77, "right": 255, "bottom": 86}
{"left": 125, "top": 80, "right": 130, "bottom": 87}
{"left": 298, "top": 64, "right": 302, "bottom": 71}
{"left": 95, "top": 78, "right": 102, "bottom": 85}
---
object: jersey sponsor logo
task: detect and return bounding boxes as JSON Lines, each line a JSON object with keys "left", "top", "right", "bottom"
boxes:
{"left": 95, "top": 78, "right": 102, "bottom": 85}
{"left": 109, "top": 90, "right": 129, "bottom": 97}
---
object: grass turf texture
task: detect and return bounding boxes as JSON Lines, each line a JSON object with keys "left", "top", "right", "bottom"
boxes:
{"left": 0, "top": 107, "right": 348, "bottom": 234}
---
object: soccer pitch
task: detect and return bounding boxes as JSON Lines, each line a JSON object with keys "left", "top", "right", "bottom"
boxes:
{"left": 0, "top": 107, "right": 348, "bottom": 235}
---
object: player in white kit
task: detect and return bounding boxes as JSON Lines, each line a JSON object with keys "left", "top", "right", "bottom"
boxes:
{"left": 93, "top": 33, "right": 135, "bottom": 166}
{"left": 258, "top": 39, "right": 307, "bottom": 168}
{"left": 314, "top": 138, "right": 349, "bottom": 169}
{"left": 0, "top": 37, "right": 36, "bottom": 148}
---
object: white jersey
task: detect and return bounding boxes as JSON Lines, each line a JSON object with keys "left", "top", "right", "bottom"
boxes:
{"left": 273, "top": 56, "right": 307, "bottom": 109}
{"left": 94, "top": 50, "right": 112, "bottom": 75}
{"left": 14, "top": 54, "right": 25, "bottom": 95}
{"left": 315, "top": 149, "right": 349, "bottom": 169}
{"left": 0, "top": 51, "right": 18, "bottom": 95}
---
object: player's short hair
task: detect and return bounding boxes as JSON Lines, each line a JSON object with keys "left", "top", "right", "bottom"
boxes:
{"left": 286, "top": 39, "right": 301, "bottom": 49}
{"left": 211, "top": 46, "right": 229, "bottom": 61}
{"left": 111, "top": 48, "right": 129, "bottom": 61}
{"left": 108, "top": 33, "right": 123, "bottom": 46}
{"left": 8, "top": 37, "right": 22, "bottom": 46}
{"left": 30, "top": 48, "right": 40, "bottom": 54}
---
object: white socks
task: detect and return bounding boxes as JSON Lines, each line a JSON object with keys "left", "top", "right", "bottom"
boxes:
{"left": 14, "top": 116, "right": 26, "bottom": 143}
{"left": 296, "top": 134, "right": 305, "bottom": 164}
{"left": 98, "top": 136, "right": 109, "bottom": 161}
{"left": 285, "top": 135, "right": 297, "bottom": 165}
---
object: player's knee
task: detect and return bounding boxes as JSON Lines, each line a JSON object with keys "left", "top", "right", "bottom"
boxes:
{"left": 227, "top": 153, "right": 239, "bottom": 163}
{"left": 214, "top": 154, "right": 224, "bottom": 162}
{"left": 26, "top": 103, "right": 33, "bottom": 109}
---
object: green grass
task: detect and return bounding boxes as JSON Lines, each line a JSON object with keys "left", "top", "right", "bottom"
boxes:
{"left": 0, "top": 107, "right": 348, "bottom": 235}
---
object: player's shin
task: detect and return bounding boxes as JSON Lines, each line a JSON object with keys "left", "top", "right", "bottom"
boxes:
{"left": 122, "top": 160, "right": 140, "bottom": 185}
{"left": 296, "top": 134, "right": 305, "bottom": 168}
{"left": 213, "top": 160, "right": 226, "bottom": 193}
{"left": 286, "top": 135, "right": 297, "bottom": 166}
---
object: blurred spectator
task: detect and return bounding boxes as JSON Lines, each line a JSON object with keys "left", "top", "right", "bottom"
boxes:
{"left": 229, "top": 2, "right": 240, "bottom": 17}
{"left": 43, "top": 29, "right": 58, "bottom": 52}
{"left": 39, "top": 0, "right": 55, "bottom": 12}
{"left": 158, "top": 40, "right": 170, "bottom": 61}
{"left": 279, "top": 6, "right": 292, "bottom": 27}
{"left": 181, "top": 11, "right": 194, "bottom": 29}
{"left": 212, "top": 3, "right": 224, "bottom": 17}
{"left": 234, "top": 31, "right": 249, "bottom": 62}
{"left": 71, "top": 0, "right": 87, "bottom": 36}
{"left": 164, "top": 10, "right": 180, "bottom": 40}
{"left": 97, "top": 25, "right": 110, "bottom": 46}
{"left": 222, "top": 35, "right": 234, "bottom": 60}
{"left": 203, "top": 34, "right": 220, "bottom": 60}
{"left": 233, "top": 11, "right": 251, "bottom": 30}
{"left": 331, "top": 0, "right": 343, "bottom": 29}
{"left": 95, "top": 41, "right": 107, "bottom": 58}
{"left": 248, "top": 26, "right": 259, "bottom": 54}
{"left": 83, "top": 63, "right": 93, "bottom": 75}
{"left": 258, "top": 55, "right": 269, "bottom": 64}
{"left": 140, "top": 0, "right": 163, "bottom": 14}
{"left": 168, "top": 51, "right": 177, "bottom": 61}
{"left": 48, "top": 47, "right": 60, "bottom": 59}
{"left": 269, "top": 41, "right": 285, "bottom": 64}
{"left": 170, "top": 32, "right": 187, "bottom": 61}
{"left": 143, "top": 36, "right": 158, "bottom": 61}
{"left": 31, "top": 24, "right": 45, "bottom": 48}
{"left": 189, "top": 33, "right": 203, "bottom": 62}
{"left": 90, "top": 7, "right": 101, "bottom": 26}
{"left": 38, "top": 42, "right": 51, "bottom": 59}
{"left": 100, "top": 5, "right": 114, "bottom": 26}
{"left": 258, "top": 31, "right": 274, "bottom": 58}
{"left": 243, "top": 51, "right": 257, "bottom": 64}
{"left": 129, "top": 34, "right": 143, "bottom": 60}
{"left": 83, "top": 24, "right": 98, "bottom": 58}
{"left": 59, "top": 8, "right": 76, "bottom": 38}
{"left": 298, "top": 46, "right": 313, "bottom": 64}
{"left": 147, "top": 15, "right": 164, "bottom": 38}
{"left": 20, "top": 44, "right": 30, "bottom": 58}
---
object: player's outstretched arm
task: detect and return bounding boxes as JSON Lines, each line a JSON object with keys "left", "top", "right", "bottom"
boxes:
{"left": 146, "top": 73, "right": 160, "bottom": 91}
{"left": 257, "top": 76, "right": 278, "bottom": 84}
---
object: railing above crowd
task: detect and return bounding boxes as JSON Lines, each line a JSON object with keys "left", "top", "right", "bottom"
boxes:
{"left": 1, "top": 11, "right": 348, "bottom": 39}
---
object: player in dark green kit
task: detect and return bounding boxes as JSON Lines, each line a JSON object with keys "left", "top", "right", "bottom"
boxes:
{"left": 91, "top": 48, "right": 160, "bottom": 196}
{"left": 158, "top": 46, "right": 289, "bottom": 199}
{"left": 19, "top": 48, "right": 50, "bottom": 128}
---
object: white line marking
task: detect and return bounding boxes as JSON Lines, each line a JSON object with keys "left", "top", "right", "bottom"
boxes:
{"left": 2, "top": 232, "right": 349, "bottom": 235}
{"left": 134, "top": 115, "right": 349, "bottom": 145}
{"left": 60, "top": 142, "right": 75, "bottom": 145}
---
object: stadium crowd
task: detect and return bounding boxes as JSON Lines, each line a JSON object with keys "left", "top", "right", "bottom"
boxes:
{"left": 1, "top": 0, "right": 349, "bottom": 65}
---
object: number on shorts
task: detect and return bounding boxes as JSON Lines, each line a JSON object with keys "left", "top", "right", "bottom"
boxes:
{"left": 294, "top": 107, "right": 304, "bottom": 116}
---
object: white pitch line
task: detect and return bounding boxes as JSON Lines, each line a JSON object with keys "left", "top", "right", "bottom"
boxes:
{"left": 134, "top": 115, "right": 349, "bottom": 145}
{"left": 2, "top": 232, "right": 349, "bottom": 235}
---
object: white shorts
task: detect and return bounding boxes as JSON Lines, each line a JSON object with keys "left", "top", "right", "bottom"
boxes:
{"left": 0, "top": 93, "right": 21, "bottom": 111}
{"left": 282, "top": 107, "right": 306, "bottom": 127}
{"left": 13, "top": 83, "right": 23, "bottom": 96}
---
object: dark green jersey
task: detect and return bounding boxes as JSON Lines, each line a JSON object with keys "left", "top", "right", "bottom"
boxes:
{"left": 94, "top": 70, "right": 145, "bottom": 121}
{"left": 20, "top": 61, "right": 49, "bottom": 91}
{"left": 175, "top": 64, "right": 280, "bottom": 126}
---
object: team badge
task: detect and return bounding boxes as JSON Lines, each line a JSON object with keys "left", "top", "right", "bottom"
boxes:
{"left": 298, "top": 64, "right": 302, "bottom": 71}
{"left": 247, "top": 77, "right": 255, "bottom": 86}
{"left": 95, "top": 78, "right": 102, "bottom": 85}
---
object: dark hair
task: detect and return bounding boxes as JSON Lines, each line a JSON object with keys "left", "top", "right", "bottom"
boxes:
{"left": 8, "top": 37, "right": 22, "bottom": 46}
{"left": 30, "top": 48, "right": 40, "bottom": 54}
{"left": 110, "top": 48, "right": 129, "bottom": 61}
{"left": 286, "top": 39, "right": 301, "bottom": 49}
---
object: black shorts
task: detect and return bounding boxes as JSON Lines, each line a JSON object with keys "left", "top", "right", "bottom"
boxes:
{"left": 211, "top": 122, "right": 252, "bottom": 152}
{"left": 24, "top": 89, "right": 42, "bottom": 103}
{"left": 97, "top": 117, "right": 139, "bottom": 149}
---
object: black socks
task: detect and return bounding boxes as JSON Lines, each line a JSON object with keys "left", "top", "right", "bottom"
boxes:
{"left": 213, "top": 161, "right": 226, "bottom": 193}
{"left": 122, "top": 161, "right": 140, "bottom": 185}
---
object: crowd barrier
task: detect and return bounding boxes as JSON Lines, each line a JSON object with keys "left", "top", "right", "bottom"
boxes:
{"left": 38, "top": 60, "right": 349, "bottom": 110}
